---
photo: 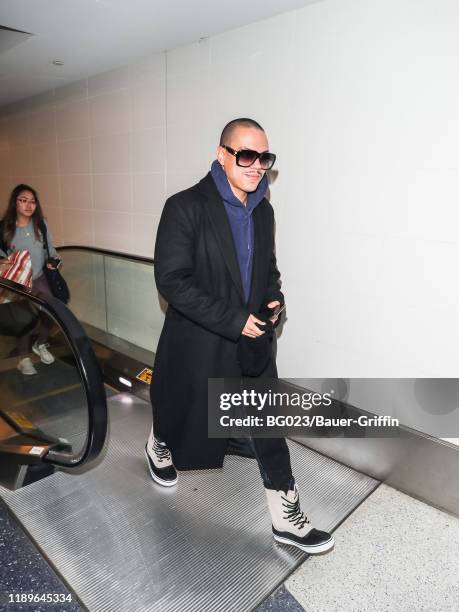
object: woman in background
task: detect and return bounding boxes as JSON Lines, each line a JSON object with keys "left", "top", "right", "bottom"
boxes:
{"left": 0, "top": 184, "right": 60, "bottom": 375}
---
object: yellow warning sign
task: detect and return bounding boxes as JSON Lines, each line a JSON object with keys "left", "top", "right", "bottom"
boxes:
{"left": 10, "top": 412, "right": 34, "bottom": 429}
{"left": 136, "top": 368, "right": 152, "bottom": 384}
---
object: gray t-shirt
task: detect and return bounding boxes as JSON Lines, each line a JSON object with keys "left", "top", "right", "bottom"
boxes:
{"left": 0, "top": 220, "right": 58, "bottom": 280}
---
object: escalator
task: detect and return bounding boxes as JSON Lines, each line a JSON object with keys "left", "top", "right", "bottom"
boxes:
{"left": 0, "top": 251, "right": 378, "bottom": 612}
{"left": 0, "top": 275, "right": 107, "bottom": 490}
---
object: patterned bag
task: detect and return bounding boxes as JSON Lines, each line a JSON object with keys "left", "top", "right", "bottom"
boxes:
{"left": 0, "top": 250, "right": 33, "bottom": 304}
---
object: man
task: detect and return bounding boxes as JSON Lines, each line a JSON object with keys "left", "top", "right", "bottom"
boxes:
{"left": 145, "top": 118, "right": 333, "bottom": 554}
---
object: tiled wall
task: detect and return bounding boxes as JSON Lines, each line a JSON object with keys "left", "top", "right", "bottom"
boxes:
{"left": 0, "top": 53, "right": 166, "bottom": 256}
{"left": 1, "top": 0, "right": 459, "bottom": 378}
{"left": 163, "top": 0, "right": 459, "bottom": 379}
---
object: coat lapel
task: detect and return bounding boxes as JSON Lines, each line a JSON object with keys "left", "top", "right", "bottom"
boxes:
{"left": 248, "top": 203, "right": 265, "bottom": 309}
{"left": 198, "top": 174, "right": 245, "bottom": 301}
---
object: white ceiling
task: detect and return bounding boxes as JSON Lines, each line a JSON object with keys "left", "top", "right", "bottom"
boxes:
{"left": 0, "top": 0, "right": 313, "bottom": 108}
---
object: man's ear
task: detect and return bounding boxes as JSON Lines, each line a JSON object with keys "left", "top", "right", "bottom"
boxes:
{"left": 216, "top": 146, "right": 225, "bottom": 166}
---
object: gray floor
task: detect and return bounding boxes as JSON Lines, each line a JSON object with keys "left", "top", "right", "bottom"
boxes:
{"left": 286, "top": 483, "right": 459, "bottom": 612}
{"left": 255, "top": 585, "right": 306, "bottom": 612}
{"left": 0, "top": 499, "right": 83, "bottom": 612}
{"left": 1, "top": 394, "right": 377, "bottom": 612}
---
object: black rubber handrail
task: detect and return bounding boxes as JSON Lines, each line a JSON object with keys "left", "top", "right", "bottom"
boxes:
{"left": 0, "top": 277, "right": 107, "bottom": 468}
{"left": 57, "top": 245, "right": 153, "bottom": 265}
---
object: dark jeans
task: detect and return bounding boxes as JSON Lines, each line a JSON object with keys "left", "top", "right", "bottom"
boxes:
{"left": 0, "top": 301, "right": 37, "bottom": 337}
{"left": 228, "top": 391, "right": 294, "bottom": 491}
{"left": 235, "top": 436, "right": 293, "bottom": 491}
{"left": 17, "top": 274, "right": 54, "bottom": 355}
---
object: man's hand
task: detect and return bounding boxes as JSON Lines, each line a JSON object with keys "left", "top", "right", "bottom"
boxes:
{"left": 242, "top": 314, "right": 266, "bottom": 338}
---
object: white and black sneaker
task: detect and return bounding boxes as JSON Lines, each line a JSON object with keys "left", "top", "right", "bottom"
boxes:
{"left": 145, "top": 430, "right": 177, "bottom": 487}
{"left": 265, "top": 482, "right": 334, "bottom": 555}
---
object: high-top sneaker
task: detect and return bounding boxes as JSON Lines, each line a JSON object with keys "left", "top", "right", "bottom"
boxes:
{"left": 145, "top": 429, "right": 177, "bottom": 487}
{"left": 265, "top": 482, "right": 334, "bottom": 554}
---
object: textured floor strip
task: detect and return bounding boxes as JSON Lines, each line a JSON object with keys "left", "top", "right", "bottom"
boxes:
{"left": 1, "top": 394, "right": 377, "bottom": 612}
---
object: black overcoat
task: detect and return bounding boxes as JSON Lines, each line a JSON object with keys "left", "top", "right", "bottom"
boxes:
{"left": 150, "top": 172, "right": 283, "bottom": 470}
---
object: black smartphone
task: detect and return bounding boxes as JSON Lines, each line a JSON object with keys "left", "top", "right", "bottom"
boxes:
{"left": 271, "top": 303, "right": 285, "bottom": 319}
{"left": 48, "top": 257, "right": 62, "bottom": 270}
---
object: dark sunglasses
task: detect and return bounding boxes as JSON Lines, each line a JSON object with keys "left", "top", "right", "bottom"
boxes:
{"left": 222, "top": 145, "right": 276, "bottom": 170}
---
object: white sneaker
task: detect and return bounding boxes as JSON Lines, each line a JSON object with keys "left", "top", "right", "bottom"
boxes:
{"left": 145, "top": 428, "right": 178, "bottom": 487}
{"left": 265, "top": 482, "right": 334, "bottom": 555}
{"left": 17, "top": 357, "right": 37, "bottom": 376}
{"left": 32, "top": 342, "right": 55, "bottom": 365}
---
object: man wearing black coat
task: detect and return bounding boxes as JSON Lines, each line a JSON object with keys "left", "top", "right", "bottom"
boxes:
{"left": 145, "top": 118, "right": 333, "bottom": 555}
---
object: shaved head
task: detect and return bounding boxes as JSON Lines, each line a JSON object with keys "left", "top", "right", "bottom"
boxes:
{"left": 219, "top": 118, "right": 264, "bottom": 146}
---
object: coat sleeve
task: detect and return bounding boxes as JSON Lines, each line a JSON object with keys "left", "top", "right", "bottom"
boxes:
{"left": 154, "top": 195, "right": 249, "bottom": 341}
{"left": 263, "top": 204, "right": 284, "bottom": 306}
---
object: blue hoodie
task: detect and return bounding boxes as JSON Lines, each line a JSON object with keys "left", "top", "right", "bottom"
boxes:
{"left": 210, "top": 160, "right": 268, "bottom": 303}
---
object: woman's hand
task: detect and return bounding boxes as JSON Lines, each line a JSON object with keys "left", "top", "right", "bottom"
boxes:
{"left": 46, "top": 257, "right": 61, "bottom": 270}
{"left": 0, "top": 257, "right": 13, "bottom": 270}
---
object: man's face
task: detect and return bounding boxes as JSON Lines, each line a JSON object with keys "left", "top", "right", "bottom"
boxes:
{"left": 217, "top": 126, "right": 270, "bottom": 199}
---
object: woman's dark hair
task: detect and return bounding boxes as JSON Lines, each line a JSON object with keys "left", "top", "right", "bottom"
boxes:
{"left": 1, "top": 184, "right": 45, "bottom": 248}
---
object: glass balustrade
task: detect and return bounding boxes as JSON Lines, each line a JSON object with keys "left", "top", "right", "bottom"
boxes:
{"left": 58, "top": 248, "right": 164, "bottom": 357}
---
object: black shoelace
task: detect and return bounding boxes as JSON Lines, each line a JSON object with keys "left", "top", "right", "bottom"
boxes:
{"left": 153, "top": 439, "right": 171, "bottom": 463}
{"left": 281, "top": 493, "right": 310, "bottom": 529}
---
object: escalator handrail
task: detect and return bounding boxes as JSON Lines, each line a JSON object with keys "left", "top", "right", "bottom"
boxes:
{"left": 56, "top": 245, "right": 153, "bottom": 265}
{"left": 0, "top": 276, "right": 107, "bottom": 468}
